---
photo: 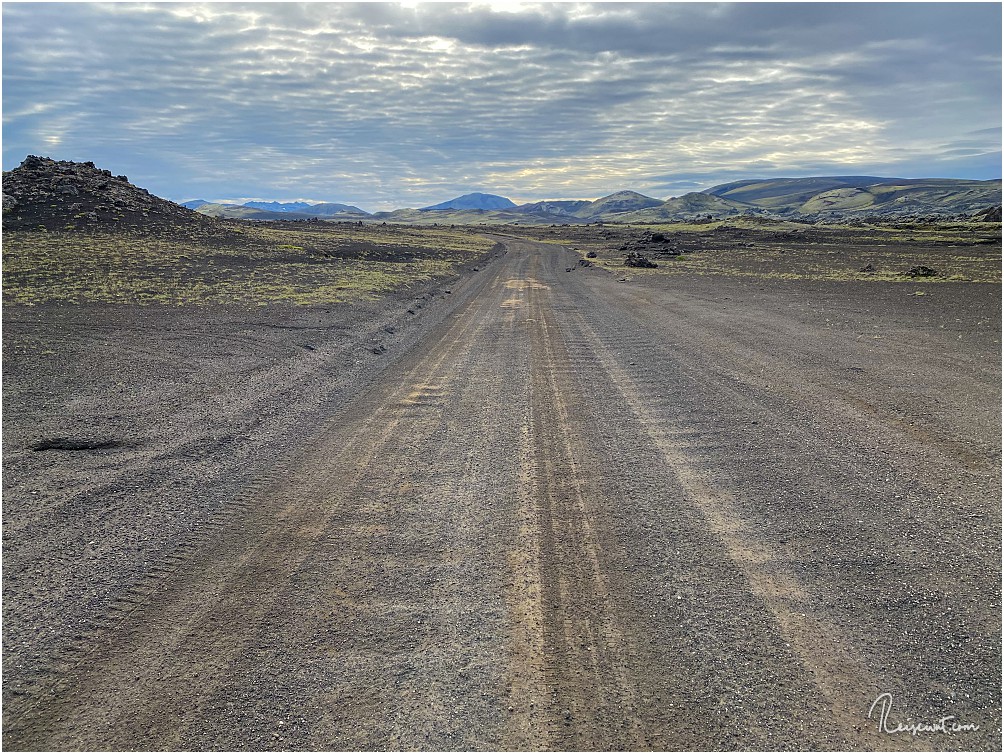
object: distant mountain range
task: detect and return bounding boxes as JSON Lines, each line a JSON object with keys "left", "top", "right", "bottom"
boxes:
{"left": 184, "top": 199, "right": 368, "bottom": 220}
{"left": 9, "top": 156, "right": 997, "bottom": 235}
{"left": 181, "top": 176, "right": 1001, "bottom": 224}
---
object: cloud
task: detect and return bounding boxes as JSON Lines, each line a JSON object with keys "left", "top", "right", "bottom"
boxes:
{"left": 3, "top": 2, "right": 1000, "bottom": 209}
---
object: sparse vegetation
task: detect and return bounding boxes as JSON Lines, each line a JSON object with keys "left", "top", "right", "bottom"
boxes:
{"left": 509, "top": 218, "right": 1001, "bottom": 283}
{"left": 2, "top": 224, "right": 495, "bottom": 306}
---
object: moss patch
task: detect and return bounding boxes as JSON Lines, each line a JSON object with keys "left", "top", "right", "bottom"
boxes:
{"left": 2, "top": 224, "right": 494, "bottom": 306}
{"left": 508, "top": 219, "right": 1001, "bottom": 283}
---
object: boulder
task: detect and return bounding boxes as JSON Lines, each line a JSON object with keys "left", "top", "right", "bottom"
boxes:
{"left": 624, "top": 252, "right": 658, "bottom": 268}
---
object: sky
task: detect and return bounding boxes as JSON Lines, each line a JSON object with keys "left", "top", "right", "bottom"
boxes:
{"left": 2, "top": 2, "right": 1001, "bottom": 211}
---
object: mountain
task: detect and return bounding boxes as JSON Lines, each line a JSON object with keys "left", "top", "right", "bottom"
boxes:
{"left": 702, "top": 176, "right": 1001, "bottom": 217}
{"left": 369, "top": 207, "right": 529, "bottom": 225}
{"left": 195, "top": 202, "right": 369, "bottom": 221}
{"left": 195, "top": 203, "right": 269, "bottom": 219}
{"left": 305, "top": 202, "right": 369, "bottom": 216}
{"left": 490, "top": 191, "right": 661, "bottom": 223}
{"left": 573, "top": 191, "right": 663, "bottom": 219}
{"left": 15, "top": 154, "right": 994, "bottom": 230}
{"left": 242, "top": 200, "right": 315, "bottom": 213}
{"left": 369, "top": 192, "right": 663, "bottom": 225}
{"left": 704, "top": 177, "right": 887, "bottom": 208}
{"left": 159, "top": 177, "right": 1004, "bottom": 226}
{"left": 794, "top": 179, "right": 1001, "bottom": 216}
{"left": 375, "top": 179, "right": 1001, "bottom": 224}
{"left": 509, "top": 191, "right": 697, "bottom": 223}
{"left": 584, "top": 190, "right": 664, "bottom": 216}
{"left": 617, "top": 193, "right": 750, "bottom": 222}
{"left": 2, "top": 155, "right": 214, "bottom": 232}
{"left": 513, "top": 200, "right": 592, "bottom": 217}
{"left": 235, "top": 200, "right": 367, "bottom": 215}
{"left": 421, "top": 193, "right": 517, "bottom": 211}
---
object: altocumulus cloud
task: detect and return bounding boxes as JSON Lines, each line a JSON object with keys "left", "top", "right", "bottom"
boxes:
{"left": 2, "top": 2, "right": 1000, "bottom": 209}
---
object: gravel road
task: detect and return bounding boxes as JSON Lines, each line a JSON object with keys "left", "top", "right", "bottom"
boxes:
{"left": 3, "top": 238, "right": 1000, "bottom": 750}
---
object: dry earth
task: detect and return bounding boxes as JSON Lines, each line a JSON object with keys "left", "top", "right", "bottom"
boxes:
{"left": 2, "top": 233, "right": 1001, "bottom": 750}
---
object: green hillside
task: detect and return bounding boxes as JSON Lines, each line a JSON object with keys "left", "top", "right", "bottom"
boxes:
{"left": 703, "top": 176, "right": 1001, "bottom": 216}
{"left": 574, "top": 191, "right": 662, "bottom": 218}
{"left": 196, "top": 203, "right": 369, "bottom": 221}
{"left": 195, "top": 203, "right": 266, "bottom": 219}
{"left": 193, "top": 177, "right": 1000, "bottom": 225}
{"left": 618, "top": 193, "right": 749, "bottom": 222}
{"left": 705, "top": 176, "right": 885, "bottom": 208}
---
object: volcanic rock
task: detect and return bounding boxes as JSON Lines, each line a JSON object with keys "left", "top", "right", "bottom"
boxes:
{"left": 2, "top": 155, "right": 218, "bottom": 233}
{"left": 624, "top": 252, "right": 658, "bottom": 268}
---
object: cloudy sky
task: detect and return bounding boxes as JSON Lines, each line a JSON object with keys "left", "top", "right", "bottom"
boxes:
{"left": 2, "top": 2, "right": 1000, "bottom": 210}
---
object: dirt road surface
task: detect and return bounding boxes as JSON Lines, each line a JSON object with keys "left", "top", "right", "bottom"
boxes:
{"left": 3, "top": 238, "right": 1000, "bottom": 749}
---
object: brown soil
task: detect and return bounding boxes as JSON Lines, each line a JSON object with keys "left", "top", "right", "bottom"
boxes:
{"left": 2, "top": 233, "right": 1000, "bottom": 750}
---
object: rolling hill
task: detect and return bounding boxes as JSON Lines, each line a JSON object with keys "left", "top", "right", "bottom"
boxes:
{"left": 369, "top": 207, "right": 533, "bottom": 225}
{"left": 701, "top": 176, "right": 1001, "bottom": 217}
{"left": 194, "top": 201, "right": 369, "bottom": 221}
{"left": 242, "top": 200, "right": 315, "bottom": 213}
{"left": 512, "top": 200, "right": 592, "bottom": 217}
{"left": 704, "top": 176, "right": 887, "bottom": 208}
{"left": 183, "top": 177, "right": 1001, "bottom": 225}
{"left": 11, "top": 154, "right": 997, "bottom": 235}
{"left": 573, "top": 190, "right": 663, "bottom": 219}
{"left": 372, "top": 191, "right": 666, "bottom": 225}
{"left": 241, "top": 200, "right": 368, "bottom": 215}
{"left": 617, "top": 193, "right": 750, "bottom": 222}
{"left": 308, "top": 202, "right": 369, "bottom": 216}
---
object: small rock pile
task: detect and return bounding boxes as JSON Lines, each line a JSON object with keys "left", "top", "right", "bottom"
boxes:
{"left": 2, "top": 155, "right": 217, "bottom": 233}
{"left": 618, "top": 230, "right": 681, "bottom": 258}
{"left": 624, "top": 252, "right": 658, "bottom": 268}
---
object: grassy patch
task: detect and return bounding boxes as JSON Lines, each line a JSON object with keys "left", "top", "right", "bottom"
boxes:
{"left": 2, "top": 224, "right": 494, "bottom": 306}
{"left": 507, "top": 219, "right": 1001, "bottom": 283}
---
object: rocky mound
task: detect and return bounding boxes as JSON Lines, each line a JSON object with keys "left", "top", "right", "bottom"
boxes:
{"left": 973, "top": 205, "right": 1002, "bottom": 223}
{"left": 2, "top": 155, "right": 216, "bottom": 233}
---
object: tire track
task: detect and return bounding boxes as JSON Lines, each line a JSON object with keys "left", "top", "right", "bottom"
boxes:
{"left": 523, "top": 256, "right": 648, "bottom": 750}
{"left": 5, "top": 237, "right": 996, "bottom": 750}
{"left": 563, "top": 306, "right": 893, "bottom": 747}
{"left": 4, "top": 249, "right": 520, "bottom": 750}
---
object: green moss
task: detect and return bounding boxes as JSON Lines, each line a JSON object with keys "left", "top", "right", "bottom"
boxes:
{"left": 509, "top": 220, "right": 1000, "bottom": 283}
{"left": 2, "top": 225, "right": 496, "bottom": 306}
